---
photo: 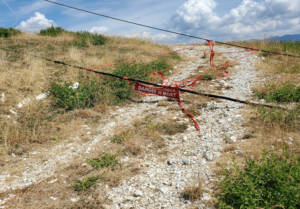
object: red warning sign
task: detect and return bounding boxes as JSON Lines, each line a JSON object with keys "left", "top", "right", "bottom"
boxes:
{"left": 135, "top": 82, "right": 179, "bottom": 99}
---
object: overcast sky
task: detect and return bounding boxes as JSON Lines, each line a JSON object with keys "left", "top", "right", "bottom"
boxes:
{"left": 1, "top": 0, "right": 300, "bottom": 43}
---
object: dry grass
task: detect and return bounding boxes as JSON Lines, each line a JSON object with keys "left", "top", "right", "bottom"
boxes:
{"left": 181, "top": 179, "right": 204, "bottom": 202}
{"left": 0, "top": 31, "right": 179, "bottom": 152}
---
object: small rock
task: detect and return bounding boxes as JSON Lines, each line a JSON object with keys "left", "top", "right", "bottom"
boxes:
{"left": 182, "top": 158, "right": 189, "bottom": 165}
{"left": 202, "top": 193, "right": 211, "bottom": 201}
{"left": 157, "top": 187, "right": 168, "bottom": 194}
{"left": 70, "top": 197, "right": 79, "bottom": 203}
{"left": 133, "top": 190, "right": 143, "bottom": 197}
{"left": 50, "top": 196, "right": 57, "bottom": 200}
{"left": 228, "top": 136, "right": 237, "bottom": 143}
{"left": 203, "top": 151, "right": 214, "bottom": 161}
{"left": 167, "top": 159, "right": 173, "bottom": 165}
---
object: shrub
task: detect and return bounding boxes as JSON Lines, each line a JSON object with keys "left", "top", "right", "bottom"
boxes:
{"left": 87, "top": 153, "right": 118, "bottom": 169}
{"left": 73, "top": 176, "right": 99, "bottom": 191}
{"left": 73, "top": 32, "right": 106, "bottom": 47}
{"left": 0, "top": 27, "right": 20, "bottom": 38}
{"left": 50, "top": 80, "right": 100, "bottom": 110}
{"left": 256, "top": 83, "right": 300, "bottom": 103}
{"left": 40, "top": 26, "right": 64, "bottom": 37}
{"left": 216, "top": 151, "right": 300, "bottom": 209}
{"left": 111, "top": 132, "right": 128, "bottom": 144}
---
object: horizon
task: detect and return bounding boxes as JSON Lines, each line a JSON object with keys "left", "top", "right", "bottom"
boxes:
{"left": 1, "top": 0, "right": 300, "bottom": 43}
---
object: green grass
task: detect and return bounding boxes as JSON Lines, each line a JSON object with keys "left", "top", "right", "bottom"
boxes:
{"left": 111, "top": 132, "right": 128, "bottom": 144}
{"left": 39, "top": 26, "right": 64, "bottom": 37}
{"left": 256, "top": 83, "right": 300, "bottom": 103}
{"left": 201, "top": 74, "right": 214, "bottom": 80}
{"left": 103, "top": 59, "right": 170, "bottom": 105}
{"left": 0, "top": 27, "right": 21, "bottom": 38}
{"left": 216, "top": 151, "right": 300, "bottom": 209}
{"left": 256, "top": 106, "right": 300, "bottom": 130}
{"left": 87, "top": 153, "right": 119, "bottom": 169}
{"left": 49, "top": 80, "right": 101, "bottom": 110}
{"left": 73, "top": 176, "right": 99, "bottom": 191}
{"left": 73, "top": 32, "right": 106, "bottom": 47}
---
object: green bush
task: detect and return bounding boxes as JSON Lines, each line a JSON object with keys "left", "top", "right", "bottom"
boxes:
{"left": 87, "top": 153, "right": 118, "bottom": 169}
{"left": 50, "top": 80, "right": 100, "bottom": 110}
{"left": 73, "top": 32, "right": 106, "bottom": 47}
{"left": 216, "top": 151, "right": 300, "bottom": 209}
{"left": 105, "top": 59, "right": 170, "bottom": 104}
{"left": 0, "top": 27, "right": 21, "bottom": 38}
{"left": 256, "top": 83, "right": 300, "bottom": 103}
{"left": 111, "top": 132, "right": 128, "bottom": 144}
{"left": 73, "top": 176, "right": 99, "bottom": 191}
{"left": 40, "top": 26, "right": 64, "bottom": 37}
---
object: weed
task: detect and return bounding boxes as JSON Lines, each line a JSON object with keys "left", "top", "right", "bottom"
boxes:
{"left": 73, "top": 32, "right": 106, "bottom": 47}
{"left": 73, "top": 176, "right": 99, "bottom": 191}
{"left": 156, "top": 123, "right": 188, "bottom": 135}
{"left": 50, "top": 80, "right": 101, "bottom": 110}
{"left": 216, "top": 151, "right": 300, "bottom": 209}
{"left": 111, "top": 132, "right": 128, "bottom": 144}
{"left": 87, "top": 153, "right": 118, "bottom": 169}
{"left": 0, "top": 27, "right": 20, "bottom": 38}
{"left": 201, "top": 74, "right": 214, "bottom": 80}
{"left": 256, "top": 83, "right": 300, "bottom": 103}
{"left": 39, "top": 26, "right": 64, "bottom": 37}
{"left": 256, "top": 106, "right": 299, "bottom": 130}
{"left": 182, "top": 183, "right": 203, "bottom": 202}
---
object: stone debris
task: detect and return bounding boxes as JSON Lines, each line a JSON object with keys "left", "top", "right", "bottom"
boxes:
{"left": 0, "top": 45, "right": 260, "bottom": 209}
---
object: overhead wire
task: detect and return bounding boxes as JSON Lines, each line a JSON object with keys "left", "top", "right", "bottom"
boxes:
{"left": 43, "top": 0, "right": 300, "bottom": 59}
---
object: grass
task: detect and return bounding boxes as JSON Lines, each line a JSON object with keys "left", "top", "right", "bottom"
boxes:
{"left": 255, "top": 106, "right": 300, "bottom": 130}
{"left": 216, "top": 150, "right": 300, "bottom": 209}
{"left": 73, "top": 32, "right": 106, "bottom": 47}
{"left": 50, "top": 80, "right": 101, "bottom": 110}
{"left": 255, "top": 83, "right": 300, "bottom": 103}
{"left": 0, "top": 27, "right": 21, "bottom": 38}
{"left": 39, "top": 26, "right": 65, "bottom": 37}
{"left": 0, "top": 28, "right": 179, "bottom": 149}
{"left": 182, "top": 183, "right": 203, "bottom": 202}
{"left": 73, "top": 176, "right": 99, "bottom": 191}
{"left": 111, "top": 132, "right": 128, "bottom": 144}
{"left": 87, "top": 153, "right": 119, "bottom": 169}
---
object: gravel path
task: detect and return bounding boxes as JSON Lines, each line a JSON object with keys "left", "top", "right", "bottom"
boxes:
{"left": 0, "top": 45, "right": 260, "bottom": 209}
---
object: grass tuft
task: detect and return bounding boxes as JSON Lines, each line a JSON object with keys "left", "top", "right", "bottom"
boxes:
{"left": 256, "top": 83, "right": 300, "bottom": 103}
{"left": 87, "top": 153, "right": 118, "bottom": 169}
{"left": 39, "top": 26, "right": 64, "bottom": 37}
{"left": 0, "top": 27, "right": 21, "bottom": 38}
{"left": 73, "top": 176, "right": 99, "bottom": 191}
{"left": 216, "top": 151, "right": 300, "bottom": 209}
{"left": 49, "top": 80, "right": 101, "bottom": 110}
{"left": 182, "top": 183, "right": 203, "bottom": 202}
{"left": 73, "top": 32, "right": 106, "bottom": 47}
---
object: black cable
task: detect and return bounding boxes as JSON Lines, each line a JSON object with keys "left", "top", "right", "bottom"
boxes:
{"left": 44, "top": 0, "right": 300, "bottom": 59}
{"left": 36, "top": 54, "right": 285, "bottom": 110}
{"left": 0, "top": 46, "right": 287, "bottom": 110}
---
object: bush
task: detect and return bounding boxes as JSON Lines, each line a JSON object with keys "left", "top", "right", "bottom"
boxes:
{"left": 0, "top": 27, "right": 21, "bottom": 38}
{"left": 104, "top": 59, "right": 170, "bottom": 104}
{"left": 87, "top": 153, "right": 118, "bottom": 169}
{"left": 73, "top": 176, "right": 99, "bottom": 191}
{"left": 50, "top": 80, "right": 100, "bottom": 110}
{"left": 73, "top": 32, "right": 106, "bottom": 47}
{"left": 256, "top": 83, "right": 300, "bottom": 103}
{"left": 40, "top": 26, "right": 64, "bottom": 37}
{"left": 216, "top": 151, "right": 300, "bottom": 209}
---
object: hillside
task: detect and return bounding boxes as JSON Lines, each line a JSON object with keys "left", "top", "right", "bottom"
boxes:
{"left": 0, "top": 27, "right": 299, "bottom": 209}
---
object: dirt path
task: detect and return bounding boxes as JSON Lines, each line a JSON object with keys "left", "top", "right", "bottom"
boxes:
{"left": 0, "top": 45, "right": 261, "bottom": 209}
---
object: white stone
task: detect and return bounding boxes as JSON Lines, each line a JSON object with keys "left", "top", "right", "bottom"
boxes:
{"left": 133, "top": 190, "right": 143, "bottom": 197}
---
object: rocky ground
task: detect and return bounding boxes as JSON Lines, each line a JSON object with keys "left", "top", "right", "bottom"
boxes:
{"left": 0, "top": 44, "right": 261, "bottom": 209}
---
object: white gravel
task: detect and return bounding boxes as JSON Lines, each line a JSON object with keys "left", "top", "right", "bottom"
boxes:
{"left": 0, "top": 45, "right": 261, "bottom": 209}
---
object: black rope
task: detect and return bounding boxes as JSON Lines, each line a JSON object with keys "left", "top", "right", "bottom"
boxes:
{"left": 38, "top": 55, "right": 285, "bottom": 110}
{"left": 44, "top": 0, "right": 300, "bottom": 59}
{"left": 0, "top": 46, "right": 287, "bottom": 110}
